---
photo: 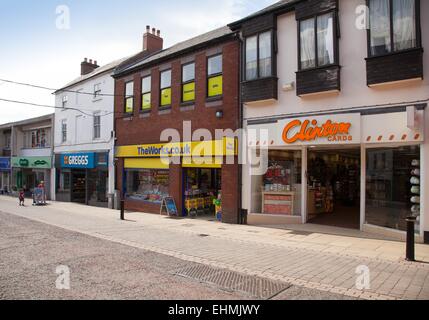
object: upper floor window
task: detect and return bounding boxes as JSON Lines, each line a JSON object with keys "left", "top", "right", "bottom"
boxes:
{"left": 182, "top": 63, "right": 195, "bottom": 103}
{"left": 207, "top": 55, "right": 223, "bottom": 98}
{"left": 160, "top": 70, "right": 172, "bottom": 107}
{"left": 141, "top": 76, "right": 152, "bottom": 111}
{"left": 93, "top": 83, "right": 101, "bottom": 99}
{"left": 61, "top": 120, "right": 67, "bottom": 143}
{"left": 24, "top": 129, "right": 50, "bottom": 149}
{"left": 93, "top": 113, "right": 101, "bottom": 139}
{"left": 62, "top": 95, "right": 68, "bottom": 108}
{"left": 299, "top": 12, "right": 335, "bottom": 70}
{"left": 4, "top": 133, "right": 11, "bottom": 149}
{"left": 369, "top": 0, "right": 417, "bottom": 56}
{"left": 245, "top": 31, "right": 272, "bottom": 80}
{"left": 125, "top": 81, "right": 134, "bottom": 114}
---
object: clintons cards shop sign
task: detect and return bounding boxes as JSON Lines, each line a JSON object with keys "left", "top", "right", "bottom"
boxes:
{"left": 279, "top": 114, "right": 361, "bottom": 146}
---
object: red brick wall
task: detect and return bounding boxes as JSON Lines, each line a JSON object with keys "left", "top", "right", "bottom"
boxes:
{"left": 115, "top": 39, "right": 240, "bottom": 223}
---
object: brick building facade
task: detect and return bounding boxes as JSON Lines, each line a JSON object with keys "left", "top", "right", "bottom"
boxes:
{"left": 113, "top": 26, "right": 241, "bottom": 223}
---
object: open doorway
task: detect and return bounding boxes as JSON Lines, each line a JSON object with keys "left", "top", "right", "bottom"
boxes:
{"left": 307, "top": 147, "right": 361, "bottom": 229}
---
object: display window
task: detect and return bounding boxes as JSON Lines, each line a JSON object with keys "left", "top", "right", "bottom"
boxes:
{"left": 254, "top": 150, "right": 302, "bottom": 217}
{"left": 125, "top": 169, "right": 169, "bottom": 204}
{"left": 366, "top": 145, "right": 421, "bottom": 233}
{"left": 183, "top": 168, "right": 221, "bottom": 219}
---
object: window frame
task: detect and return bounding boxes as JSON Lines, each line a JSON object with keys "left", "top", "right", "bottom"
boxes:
{"left": 207, "top": 54, "right": 223, "bottom": 99}
{"left": 141, "top": 75, "right": 152, "bottom": 112}
{"left": 244, "top": 30, "right": 274, "bottom": 81}
{"left": 93, "top": 83, "right": 102, "bottom": 99}
{"left": 159, "top": 69, "right": 172, "bottom": 108}
{"left": 181, "top": 62, "right": 196, "bottom": 103}
{"left": 93, "top": 113, "right": 101, "bottom": 140}
{"left": 124, "top": 81, "right": 134, "bottom": 114}
{"left": 61, "top": 119, "right": 67, "bottom": 143}
{"left": 297, "top": 10, "right": 339, "bottom": 71}
{"left": 366, "top": 0, "right": 421, "bottom": 58}
{"left": 62, "top": 95, "right": 68, "bottom": 108}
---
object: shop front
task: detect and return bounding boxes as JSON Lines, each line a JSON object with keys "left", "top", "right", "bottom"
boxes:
{"left": 56, "top": 152, "right": 109, "bottom": 208}
{"left": 116, "top": 139, "right": 238, "bottom": 223}
{"left": 11, "top": 156, "right": 52, "bottom": 199}
{"left": 244, "top": 107, "right": 426, "bottom": 241}
{"left": 0, "top": 157, "right": 11, "bottom": 194}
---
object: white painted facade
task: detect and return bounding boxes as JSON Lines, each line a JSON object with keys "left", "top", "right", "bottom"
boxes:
{"left": 241, "top": 0, "right": 429, "bottom": 241}
{"left": 53, "top": 60, "right": 123, "bottom": 208}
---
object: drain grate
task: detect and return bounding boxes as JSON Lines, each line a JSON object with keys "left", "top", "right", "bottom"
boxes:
{"left": 174, "top": 264, "right": 290, "bottom": 299}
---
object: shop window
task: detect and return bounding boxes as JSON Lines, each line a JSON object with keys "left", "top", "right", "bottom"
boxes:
{"left": 58, "top": 170, "right": 71, "bottom": 192}
{"left": 124, "top": 81, "right": 134, "bottom": 114}
{"left": 366, "top": 146, "right": 421, "bottom": 233}
{"left": 141, "top": 76, "right": 152, "bottom": 111}
{"left": 160, "top": 70, "right": 172, "bottom": 107}
{"left": 369, "top": 0, "right": 418, "bottom": 56}
{"left": 254, "top": 150, "right": 302, "bottom": 216}
{"left": 125, "top": 169, "right": 169, "bottom": 204}
{"left": 207, "top": 55, "right": 223, "bottom": 98}
{"left": 245, "top": 31, "right": 272, "bottom": 81}
{"left": 182, "top": 63, "right": 195, "bottom": 103}
{"left": 299, "top": 12, "right": 336, "bottom": 70}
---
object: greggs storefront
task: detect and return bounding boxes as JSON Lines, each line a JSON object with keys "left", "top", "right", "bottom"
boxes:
{"left": 243, "top": 107, "right": 427, "bottom": 242}
{"left": 115, "top": 139, "right": 239, "bottom": 223}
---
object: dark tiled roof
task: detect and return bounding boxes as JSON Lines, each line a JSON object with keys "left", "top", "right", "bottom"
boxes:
{"left": 114, "top": 26, "right": 234, "bottom": 76}
{"left": 229, "top": 0, "right": 299, "bottom": 29}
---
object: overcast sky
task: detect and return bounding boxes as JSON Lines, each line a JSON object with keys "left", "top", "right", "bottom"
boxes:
{"left": 0, "top": 0, "right": 277, "bottom": 125}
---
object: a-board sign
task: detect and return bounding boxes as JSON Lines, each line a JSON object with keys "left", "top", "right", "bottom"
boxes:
{"left": 160, "top": 197, "right": 178, "bottom": 216}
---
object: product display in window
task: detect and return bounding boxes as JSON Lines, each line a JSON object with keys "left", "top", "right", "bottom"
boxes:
{"left": 126, "top": 169, "right": 169, "bottom": 204}
{"left": 184, "top": 168, "right": 221, "bottom": 218}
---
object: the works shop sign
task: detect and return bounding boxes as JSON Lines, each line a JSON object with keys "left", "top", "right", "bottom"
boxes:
{"left": 61, "top": 152, "right": 96, "bottom": 169}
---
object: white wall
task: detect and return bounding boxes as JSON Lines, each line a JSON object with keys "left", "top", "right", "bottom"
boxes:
{"left": 244, "top": 0, "right": 429, "bottom": 119}
{"left": 54, "top": 71, "right": 116, "bottom": 198}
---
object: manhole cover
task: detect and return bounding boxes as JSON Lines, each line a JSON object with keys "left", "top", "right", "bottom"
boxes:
{"left": 174, "top": 264, "right": 290, "bottom": 299}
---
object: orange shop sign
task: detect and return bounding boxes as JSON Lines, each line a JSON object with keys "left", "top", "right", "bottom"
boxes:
{"left": 280, "top": 114, "right": 361, "bottom": 145}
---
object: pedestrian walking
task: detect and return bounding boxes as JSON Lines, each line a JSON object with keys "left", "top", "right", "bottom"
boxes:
{"left": 18, "top": 189, "right": 25, "bottom": 206}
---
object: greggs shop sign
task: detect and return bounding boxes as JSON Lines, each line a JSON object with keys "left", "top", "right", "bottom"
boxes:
{"left": 279, "top": 114, "right": 361, "bottom": 145}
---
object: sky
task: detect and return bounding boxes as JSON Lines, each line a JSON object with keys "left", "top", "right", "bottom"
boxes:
{"left": 0, "top": 0, "right": 277, "bottom": 124}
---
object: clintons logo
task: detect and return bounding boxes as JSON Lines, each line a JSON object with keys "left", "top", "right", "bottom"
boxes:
{"left": 282, "top": 119, "right": 353, "bottom": 144}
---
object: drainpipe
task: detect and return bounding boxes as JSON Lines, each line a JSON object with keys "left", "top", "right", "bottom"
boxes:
{"left": 237, "top": 33, "right": 244, "bottom": 225}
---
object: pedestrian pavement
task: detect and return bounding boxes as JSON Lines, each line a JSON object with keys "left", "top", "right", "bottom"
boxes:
{"left": 1, "top": 196, "right": 428, "bottom": 300}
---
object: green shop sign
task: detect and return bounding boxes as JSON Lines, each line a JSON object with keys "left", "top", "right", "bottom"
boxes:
{"left": 12, "top": 157, "right": 52, "bottom": 169}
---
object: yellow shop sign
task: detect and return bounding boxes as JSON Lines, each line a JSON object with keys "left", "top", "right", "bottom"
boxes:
{"left": 116, "top": 138, "right": 237, "bottom": 158}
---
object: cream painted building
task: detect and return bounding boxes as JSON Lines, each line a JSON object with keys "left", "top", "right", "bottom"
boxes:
{"left": 230, "top": 0, "right": 429, "bottom": 242}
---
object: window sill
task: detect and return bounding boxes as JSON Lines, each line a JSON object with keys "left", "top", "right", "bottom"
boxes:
{"left": 365, "top": 47, "right": 424, "bottom": 61}
{"left": 242, "top": 76, "right": 277, "bottom": 84}
{"left": 296, "top": 64, "right": 340, "bottom": 74}
{"left": 180, "top": 101, "right": 195, "bottom": 107}
{"left": 206, "top": 96, "right": 223, "bottom": 103}
{"left": 159, "top": 105, "right": 172, "bottom": 111}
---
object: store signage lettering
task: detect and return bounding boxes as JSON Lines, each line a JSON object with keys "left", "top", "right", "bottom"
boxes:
{"left": 282, "top": 119, "right": 353, "bottom": 144}
{"left": 11, "top": 157, "right": 52, "bottom": 169}
{"left": 61, "top": 153, "right": 95, "bottom": 169}
{"left": 137, "top": 144, "right": 192, "bottom": 157}
{"left": 64, "top": 155, "right": 89, "bottom": 166}
{"left": 0, "top": 157, "right": 10, "bottom": 170}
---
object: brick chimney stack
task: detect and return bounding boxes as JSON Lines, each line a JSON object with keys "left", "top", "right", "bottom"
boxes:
{"left": 143, "top": 25, "right": 163, "bottom": 53}
{"left": 81, "top": 58, "right": 100, "bottom": 76}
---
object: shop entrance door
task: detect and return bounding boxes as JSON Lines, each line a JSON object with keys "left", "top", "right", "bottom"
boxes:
{"left": 183, "top": 168, "right": 222, "bottom": 220}
{"left": 71, "top": 170, "right": 86, "bottom": 204}
{"left": 307, "top": 147, "right": 361, "bottom": 229}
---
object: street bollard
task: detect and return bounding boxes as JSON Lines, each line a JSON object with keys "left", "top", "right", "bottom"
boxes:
{"left": 406, "top": 216, "right": 417, "bottom": 262}
{"left": 120, "top": 200, "right": 125, "bottom": 221}
{"left": 240, "top": 209, "right": 248, "bottom": 225}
